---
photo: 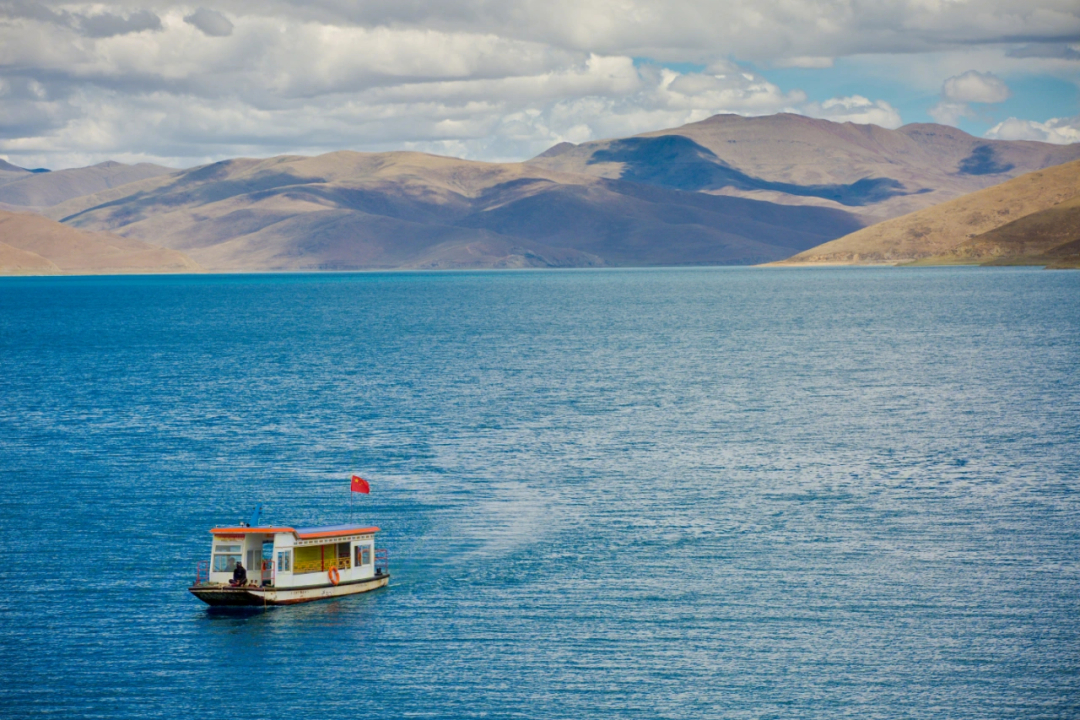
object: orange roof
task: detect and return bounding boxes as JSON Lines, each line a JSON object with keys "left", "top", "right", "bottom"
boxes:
{"left": 211, "top": 527, "right": 295, "bottom": 535}
{"left": 210, "top": 525, "right": 380, "bottom": 539}
{"left": 295, "top": 525, "right": 380, "bottom": 539}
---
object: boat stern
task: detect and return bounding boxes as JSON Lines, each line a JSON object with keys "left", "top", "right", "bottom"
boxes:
{"left": 189, "top": 584, "right": 265, "bottom": 607}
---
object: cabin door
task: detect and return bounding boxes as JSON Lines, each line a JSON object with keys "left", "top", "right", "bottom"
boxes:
{"left": 261, "top": 541, "right": 274, "bottom": 583}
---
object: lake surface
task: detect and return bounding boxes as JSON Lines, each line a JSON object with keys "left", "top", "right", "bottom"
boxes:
{"left": 1, "top": 267, "right": 1078, "bottom": 719}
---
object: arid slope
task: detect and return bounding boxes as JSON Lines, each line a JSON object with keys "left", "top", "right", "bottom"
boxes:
{"left": 0, "top": 161, "right": 175, "bottom": 209}
{"left": 772, "top": 159, "right": 1080, "bottom": 266}
{"left": 911, "top": 195, "right": 1080, "bottom": 268}
{"left": 0, "top": 210, "right": 200, "bottom": 275}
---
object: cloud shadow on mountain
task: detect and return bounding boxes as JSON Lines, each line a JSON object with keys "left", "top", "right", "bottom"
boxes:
{"left": 588, "top": 135, "right": 923, "bottom": 206}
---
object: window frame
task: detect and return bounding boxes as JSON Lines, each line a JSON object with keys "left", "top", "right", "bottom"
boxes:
{"left": 356, "top": 544, "right": 372, "bottom": 567}
{"left": 212, "top": 552, "right": 242, "bottom": 573}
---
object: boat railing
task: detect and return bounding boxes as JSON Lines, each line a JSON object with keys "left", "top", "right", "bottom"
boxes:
{"left": 194, "top": 560, "right": 210, "bottom": 586}
{"left": 375, "top": 548, "right": 389, "bottom": 574}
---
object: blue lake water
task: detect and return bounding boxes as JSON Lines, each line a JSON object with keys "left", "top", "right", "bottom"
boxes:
{"left": 1, "top": 267, "right": 1078, "bottom": 719}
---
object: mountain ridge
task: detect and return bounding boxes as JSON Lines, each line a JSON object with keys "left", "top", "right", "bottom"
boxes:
{"left": 41, "top": 148, "right": 863, "bottom": 271}
{"left": 0, "top": 161, "right": 176, "bottom": 209}
{"left": 528, "top": 113, "right": 1080, "bottom": 221}
{"left": 6, "top": 113, "right": 1080, "bottom": 273}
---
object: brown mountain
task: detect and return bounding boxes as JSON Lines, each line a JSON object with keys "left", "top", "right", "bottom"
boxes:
{"left": 0, "top": 160, "right": 174, "bottom": 209}
{"left": 528, "top": 114, "right": 1080, "bottom": 222}
{"left": 24, "top": 114, "right": 1080, "bottom": 272}
{"left": 45, "top": 150, "right": 862, "bottom": 270}
{"left": 0, "top": 210, "right": 200, "bottom": 275}
{"left": 0, "top": 158, "right": 45, "bottom": 187}
{"left": 912, "top": 196, "right": 1080, "bottom": 269}
{"left": 772, "top": 158, "right": 1080, "bottom": 266}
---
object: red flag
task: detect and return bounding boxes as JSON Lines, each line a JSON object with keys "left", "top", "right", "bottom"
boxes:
{"left": 350, "top": 475, "right": 370, "bottom": 494}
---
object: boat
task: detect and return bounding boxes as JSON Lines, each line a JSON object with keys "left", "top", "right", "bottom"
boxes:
{"left": 189, "top": 511, "right": 389, "bottom": 606}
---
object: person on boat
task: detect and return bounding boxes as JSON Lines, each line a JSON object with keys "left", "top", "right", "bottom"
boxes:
{"left": 231, "top": 561, "right": 247, "bottom": 586}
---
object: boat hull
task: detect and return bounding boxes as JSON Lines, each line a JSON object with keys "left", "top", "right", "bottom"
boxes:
{"left": 190, "top": 573, "right": 389, "bottom": 606}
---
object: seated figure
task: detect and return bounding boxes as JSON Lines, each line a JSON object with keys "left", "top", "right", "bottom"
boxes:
{"left": 230, "top": 561, "right": 247, "bottom": 586}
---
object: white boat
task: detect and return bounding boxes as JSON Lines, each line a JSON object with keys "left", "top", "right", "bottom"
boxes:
{"left": 189, "top": 519, "right": 389, "bottom": 606}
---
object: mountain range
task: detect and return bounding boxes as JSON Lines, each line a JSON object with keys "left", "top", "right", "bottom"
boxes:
{"left": 527, "top": 114, "right": 1080, "bottom": 222}
{"left": 42, "top": 151, "right": 862, "bottom": 270}
{"left": 2, "top": 113, "right": 1079, "bottom": 274}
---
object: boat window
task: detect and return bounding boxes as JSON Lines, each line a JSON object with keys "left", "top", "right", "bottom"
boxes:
{"left": 293, "top": 543, "right": 352, "bottom": 574}
{"left": 212, "top": 550, "right": 241, "bottom": 572}
{"left": 277, "top": 551, "right": 291, "bottom": 572}
{"left": 214, "top": 544, "right": 241, "bottom": 553}
{"left": 356, "top": 544, "right": 372, "bottom": 566}
{"left": 294, "top": 546, "right": 322, "bottom": 574}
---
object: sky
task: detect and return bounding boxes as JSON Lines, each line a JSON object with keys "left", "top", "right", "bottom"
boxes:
{"left": 0, "top": 1, "right": 1078, "bottom": 170}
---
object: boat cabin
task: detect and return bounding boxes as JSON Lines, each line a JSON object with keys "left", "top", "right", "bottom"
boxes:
{"left": 204, "top": 524, "right": 384, "bottom": 589}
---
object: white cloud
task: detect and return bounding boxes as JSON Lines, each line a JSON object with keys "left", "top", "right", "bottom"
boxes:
{"left": 928, "top": 70, "right": 1012, "bottom": 127}
{"left": 928, "top": 101, "right": 971, "bottom": 126}
{"left": 803, "top": 95, "right": 903, "bottom": 128}
{"left": 942, "top": 70, "right": 1011, "bottom": 103}
{"left": 0, "top": 2, "right": 1075, "bottom": 167}
{"left": 985, "top": 115, "right": 1080, "bottom": 144}
{"left": 0, "top": 56, "right": 811, "bottom": 167}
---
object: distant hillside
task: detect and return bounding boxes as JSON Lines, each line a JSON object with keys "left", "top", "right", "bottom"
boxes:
{"left": 772, "top": 159, "right": 1080, "bottom": 266}
{"left": 0, "top": 210, "right": 200, "bottom": 275}
{"left": 44, "top": 150, "right": 862, "bottom": 270}
{"left": 910, "top": 196, "right": 1080, "bottom": 269}
{"left": 529, "top": 114, "right": 1080, "bottom": 222}
{"left": 0, "top": 159, "right": 38, "bottom": 187}
{"left": 0, "top": 161, "right": 174, "bottom": 209}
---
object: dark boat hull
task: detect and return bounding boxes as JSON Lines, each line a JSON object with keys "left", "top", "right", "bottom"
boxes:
{"left": 189, "top": 573, "right": 389, "bottom": 606}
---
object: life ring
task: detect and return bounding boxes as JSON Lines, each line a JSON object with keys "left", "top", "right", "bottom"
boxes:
{"left": 328, "top": 567, "right": 340, "bottom": 585}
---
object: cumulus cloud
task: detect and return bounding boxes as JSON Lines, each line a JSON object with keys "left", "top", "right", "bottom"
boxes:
{"left": 929, "top": 70, "right": 1011, "bottom": 126}
{"left": 985, "top": 115, "right": 1080, "bottom": 144}
{"left": 942, "top": 70, "right": 1011, "bottom": 103}
{"left": 0, "top": 53, "right": 810, "bottom": 167}
{"left": 927, "top": 101, "right": 970, "bottom": 126}
{"left": 802, "top": 95, "right": 902, "bottom": 128}
{"left": 0, "top": 1, "right": 1075, "bottom": 168}
{"left": 183, "top": 8, "right": 233, "bottom": 37}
